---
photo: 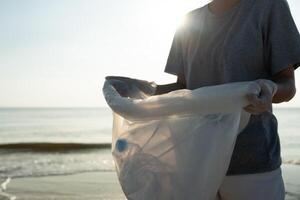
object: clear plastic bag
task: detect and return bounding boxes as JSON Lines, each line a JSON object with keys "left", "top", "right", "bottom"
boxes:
{"left": 103, "top": 76, "right": 261, "bottom": 200}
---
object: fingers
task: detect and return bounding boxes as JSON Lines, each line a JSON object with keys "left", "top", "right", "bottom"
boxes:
{"left": 244, "top": 91, "right": 272, "bottom": 114}
{"left": 243, "top": 105, "right": 262, "bottom": 115}
{"left": 255, "top": 79, "right": 278, "bottom": 96}
{"left": 246, "top": 93, "right": 261, "bottom": 107}
{"left": 243, "top": 102, "right": 269, "bottom": 115}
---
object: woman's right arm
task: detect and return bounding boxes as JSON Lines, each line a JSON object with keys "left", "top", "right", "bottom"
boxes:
{"left": 154, "top": 76, "right": 186, "bottom": 95}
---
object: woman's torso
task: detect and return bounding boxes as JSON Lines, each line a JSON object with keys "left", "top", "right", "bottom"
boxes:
{"left": 178, "top": 0, "right": 281, "bottom": 175}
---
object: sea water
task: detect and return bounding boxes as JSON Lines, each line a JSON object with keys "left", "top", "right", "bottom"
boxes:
{"left": 0, "top": 108, "right": 114, "bottom": 178}
{"left": 0, "top": 107, "right": 299, "bottom": 179}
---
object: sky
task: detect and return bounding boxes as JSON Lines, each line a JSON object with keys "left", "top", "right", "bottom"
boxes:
{"left": 0, "top": 0, "right": 300, "bottom": 108}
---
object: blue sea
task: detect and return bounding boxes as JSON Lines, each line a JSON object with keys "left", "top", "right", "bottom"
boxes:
{"left": 0, "top": 107, "right": 299, "bottom": 179}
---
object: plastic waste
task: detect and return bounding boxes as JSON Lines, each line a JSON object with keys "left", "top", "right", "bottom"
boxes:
{"left": 102, "top": 76, "right": 265, "bottom": 200}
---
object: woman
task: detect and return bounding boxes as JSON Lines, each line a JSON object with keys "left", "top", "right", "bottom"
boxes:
{"left": 155, "top": 0, "right": 300, "bottom": 199}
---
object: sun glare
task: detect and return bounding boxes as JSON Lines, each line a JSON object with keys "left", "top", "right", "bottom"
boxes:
{"left": 164, "top": 3, "right": 188, "bottom": 32}
{"left": 149, "top": 0, "right": 204, "bottom": 35}
{"left": 144, "top": 1, "right": 190, "bottom": 35}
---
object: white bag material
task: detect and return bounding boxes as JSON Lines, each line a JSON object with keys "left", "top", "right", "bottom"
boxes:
{"left": 102, "top": 76, "right": 262, "bottom": 200}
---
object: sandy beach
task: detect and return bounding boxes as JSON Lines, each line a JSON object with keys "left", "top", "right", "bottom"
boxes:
{"left": 0, "top": 164, "right": 298, "bottom": 200}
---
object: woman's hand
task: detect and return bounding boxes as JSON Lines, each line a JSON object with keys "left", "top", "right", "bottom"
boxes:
{"left": 244, "top": 66, "right": 296, "bottom": 114}
{"left": 243, "top": 79, "right": 278, "bottom": 115}
{"left": 105, "top": 76, "right": 157, "bottom": 96}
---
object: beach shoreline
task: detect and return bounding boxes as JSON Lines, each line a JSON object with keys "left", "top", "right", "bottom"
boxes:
{"left": 1, "top": 171, "right": 125, "bottom": 200}
{"left": 0, "top": 164, "right": 299, "bottom": 200}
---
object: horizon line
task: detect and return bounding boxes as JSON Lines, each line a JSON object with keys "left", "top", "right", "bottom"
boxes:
{"left": 0, "top": 106, "right": 109, "bottom": 109}
{"left": 0, "top": 106, "right": 299, "bottom": 109}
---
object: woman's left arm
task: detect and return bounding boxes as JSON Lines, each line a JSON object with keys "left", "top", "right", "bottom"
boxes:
{"left": 244, "top": 66, "right": 296, "bottom": 114}
{"left": 271, "top": 66, "right": 296, "bottom": 103}
{"left": 244, "top": 0, "right": 300, "bottom": 114}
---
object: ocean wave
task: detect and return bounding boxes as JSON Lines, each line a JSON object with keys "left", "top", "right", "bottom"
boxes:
{"left": 0, "top": 169, "right": 115, "bottom": 179}
{"left": 283, "top": 159, "right": 300, "bottom": 165}
{"left": 0, "top": 142, "right": 111, "bottom": 152}
{"left": 0, "top": 177, "right": 16, "bottom": 200}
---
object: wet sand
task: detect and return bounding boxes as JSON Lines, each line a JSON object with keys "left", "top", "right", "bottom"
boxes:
{"left": 1, "top": 165, "right": 299, "bottom": 200}
{"left": 1, "top": 172, "right": 125, "bottom": 200}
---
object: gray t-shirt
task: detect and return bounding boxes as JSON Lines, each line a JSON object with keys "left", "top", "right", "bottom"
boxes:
{"left": 164, "top": 0, "right": 300, "bottom": 175}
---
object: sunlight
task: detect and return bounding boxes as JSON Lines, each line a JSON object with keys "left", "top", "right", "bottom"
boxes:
{"left": 142, "top": 1, "right": 191, "bottom": 34}
{"left": 154, "top": 0, "right": 207, "bottom": 32}
{"left": 163, "top": 2, "right": 189, "bottom": 31}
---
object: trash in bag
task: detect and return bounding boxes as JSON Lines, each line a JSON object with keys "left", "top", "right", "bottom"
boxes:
{"left": 102, "top": 76, "right": 263, "bottom": 200}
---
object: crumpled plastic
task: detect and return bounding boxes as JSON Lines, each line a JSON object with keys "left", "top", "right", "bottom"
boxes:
{"left": 102, "top": 76, "right": 264, "bottom": 200}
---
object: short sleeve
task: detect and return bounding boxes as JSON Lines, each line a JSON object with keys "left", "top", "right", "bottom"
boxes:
{"left": 164, "top": 28, "right": 185, "bottom": 79}
{"left": 263, "top": 0, "right": 300, "bottom": 76}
